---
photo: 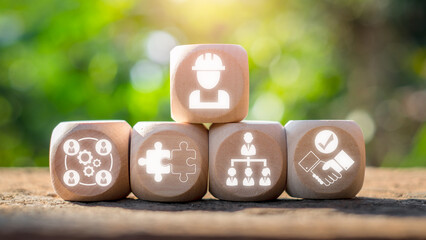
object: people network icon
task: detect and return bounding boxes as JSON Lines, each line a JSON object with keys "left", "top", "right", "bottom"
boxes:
{"left": 62, "top": 138, "right": 113, "bottom": 187}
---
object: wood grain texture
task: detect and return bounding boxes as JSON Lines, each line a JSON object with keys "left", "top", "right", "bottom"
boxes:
{"left": 130, "top": 122, "right": 208, "bottom": 202}
{"left": 285, "top": 120, "right": 366, "bottom": 199}
{"left": 49, "top": 120, "right": 131, "bottom": 201}
{"left": 209, "top": 121, "right": 286, "bottom": 201}
{"left": 0, "top": 167, "right": 425, "bottom": 239}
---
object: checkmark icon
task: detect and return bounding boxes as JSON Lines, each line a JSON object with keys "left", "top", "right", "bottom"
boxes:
{"left": 318, "top": 134, "right": 334, "bottom": 150}
{"left": 315, "top": 130, "right": 339, "bottom": 154}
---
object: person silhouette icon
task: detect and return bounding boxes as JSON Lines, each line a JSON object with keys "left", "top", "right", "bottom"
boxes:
{"left": 259, "top": 167, "right": 271, "bottom": 186}
{"left": 189, "top": 53, "right": 230, "bottom": 109}
{"left": 68, "top": 172, "right": 75, "bottom": 185}
{"left": 96, "top": 139, "right": 111, "bottom": 156}
{"left": 63, "top": 170, "right": 79, "bottom": 187}
{"left": 68, "top": 141, "right": 75, "bottom": 154}
{"left": 243, "top": 168, "right": 255, "bottom": 186}
{"left": 63, "top": 139, "right": 79, "bottom": 156}
{"left": 241, "top": 132, "right": 256, "bottom": 156}
{"left": 96, "top": 170, "right": 112, "bottom": 186}
{"left": 100, "top": 141, "right": 107, "bottom": 154}
{"left": 226, "top": 167, "right": 238, "bottom": 186}
{"left": 100, "top": 172, "right": 107, "bottom": 185}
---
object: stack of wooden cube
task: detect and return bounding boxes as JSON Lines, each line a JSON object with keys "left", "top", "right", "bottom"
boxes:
{"left": 50, "top": 44, "right": 365, "bottom": 202}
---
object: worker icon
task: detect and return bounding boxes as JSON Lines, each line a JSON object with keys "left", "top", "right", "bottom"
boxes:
{"left": 243, "top": 168, "right": 255, "bottom": 186}
{"left": 96, "top": 139, "right": 112, "bottom": 156}
{"left": 226, "top": 167, "right": 238, "bottom": 186}
{"left": 241, "top": 132, "right": 256, "bottom": 156}
{"left": 63, "top": 139, "right": 79, "bottom": 156}
{"left": 259, "top": 168, "right": 271, "bottom": 186}
{"left": 189, "top": 53, "right": 230, "bottom": 109}
{"left": 63, "top": 170, "right": 79, "bottom": 187}
{"left": 95, "top": 170, "right": 112, "bottom": 187}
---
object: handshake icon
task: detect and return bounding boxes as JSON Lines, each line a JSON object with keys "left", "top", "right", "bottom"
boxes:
{"left": 299, "top": 150, "right": 355, "bottom": 187}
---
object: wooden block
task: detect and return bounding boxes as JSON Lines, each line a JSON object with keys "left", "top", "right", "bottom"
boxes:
{"left": 285, "top": 120, "right": 366, "bottom": 199}
{"left": 170, "top": 44, "right": 249, "bottom": 123}
{"left": 209, "top": 121, "right": 287, "bottom": 201}
{"left": 130, "top": 122, "right": 208, "bottom": 202}
{"left": 49, "top": 121, "right": 131, "bottom": 201}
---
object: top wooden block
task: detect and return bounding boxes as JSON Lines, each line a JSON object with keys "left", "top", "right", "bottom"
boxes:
{"left": 170, "top": 44, "right": 249, "bottom": 123}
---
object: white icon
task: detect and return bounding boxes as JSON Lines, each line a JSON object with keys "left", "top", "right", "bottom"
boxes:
{"left": 138, "top": 141, "right": 197, "bottom": 183}
{"left": 241, "top": 132, "right": 256, "bottom": 156}
{"left": 259, "top": 168, "right": 271, "bottom": 186}
{"left": 226, "top": 132, "right": 271, "bottom": 187}
{"left": 170, "top": 141, "right": 196, "bottom": 182}
{"left": 226, "top": 167, "right": 238, "bottom": 186}
{"left": 298, "top": 130, "right": 355, "bottom": 187}
{"left": 138, "top": 142, "right": 171, "bottom": 182}
{"left": 63, "top": 137, "right": 113, "bottom": 187}
{"left": 315, "top": 130, "right": 338, "bottom": 154}
{"left": 63, "top": 170, "right": 80, "bottom": 187}
{"left": 83, "top": 166, "right": 95, "bottom": 177}
{"left": 63, "top": 139, "right": 79, "bottom": 156}
{"left": 96, "top": 139, "right": 112, "bottom": 156}
{"left": 95, "top": 170, "right": 112, "bottom": 187}
{"left": 189, "top": 53, "right": 230, "bottom": 109}
{"left": 243, "top": 168, "right": 255, "bottom": 186}
{"left": 93, "top": 159, "right": 101, "bottom": 168}
{"left": 78, "top": 149, "right": 93, "bottom": 165}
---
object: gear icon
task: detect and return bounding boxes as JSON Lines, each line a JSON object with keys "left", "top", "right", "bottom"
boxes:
{"left": 93, "top": 159, "right": 101, "bottom": 168}
{"left": 83, "top": 166, "right": 95, "bottom": 177}
{"left": 78, "top": 150, "right": 93, "bottom": 166}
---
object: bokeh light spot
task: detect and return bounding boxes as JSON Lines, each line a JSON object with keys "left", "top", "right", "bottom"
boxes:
{"left": 0, "top": 13, "right": 23, "bottom": 46}
{"left": 346, "top": 109, "right": 376, "bottom": 143}
{"left": 145, "top": 31, "right": 178, "bottom": 64}
{"left": 250, "top": 93, "right": 285, "bottom": 121}
{"left": 130, "top": 60, "right": 164, "bottom": 93}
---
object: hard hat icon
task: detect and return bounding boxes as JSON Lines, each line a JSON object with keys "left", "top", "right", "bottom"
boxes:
{"left": 192, "top": 53, "right": 225, "bottom": 71}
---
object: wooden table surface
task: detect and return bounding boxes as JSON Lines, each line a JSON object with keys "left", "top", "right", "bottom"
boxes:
{"left": 0, "top": 167, "right": 425, "bottom": 239}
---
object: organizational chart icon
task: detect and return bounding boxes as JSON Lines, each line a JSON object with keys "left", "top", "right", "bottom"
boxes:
{"left": 138, "top": 141, "right": 197, "bottom": 183}
{"left": 189, "top": 53, "right": 230, "bottom": 109}
{"left": 226, "top": 132, "right": 271, "bottom": 187}
{"left": 62, "top": 137, "right": 114, "bottom": 187}
{"left": 298, "top": 130, "right": 355, "bottom": 187}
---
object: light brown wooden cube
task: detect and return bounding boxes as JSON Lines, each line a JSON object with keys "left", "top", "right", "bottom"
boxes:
{"left": 209, "top": 121, "right": 287, "bottom": 201}
{"left": 130, "top": 122, "right": 208, "bottom": 202}
{"left": 49, "top": 121, "right": 131, "bottom": 201}
{"left": 170, "top": 44, "right": 249, "bottom": 123}
{"left": 285, "top": 120, "right": 366, "bottom": 199}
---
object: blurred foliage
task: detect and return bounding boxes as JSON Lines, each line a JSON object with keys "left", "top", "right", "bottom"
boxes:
{"left": 0, "top": 0, "right": 425, "bottom": 167}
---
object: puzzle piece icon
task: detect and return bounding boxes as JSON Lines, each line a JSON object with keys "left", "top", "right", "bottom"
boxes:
{"left": 138, "top": 142, "right": 171, "bottom": 182}
{"left": 171, "top": 141, "right": 196, "bottom": 182}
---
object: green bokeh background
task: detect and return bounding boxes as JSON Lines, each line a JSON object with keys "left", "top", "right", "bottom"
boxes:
{"left": 0, "top": 0, "right": 425, "bottom": 167}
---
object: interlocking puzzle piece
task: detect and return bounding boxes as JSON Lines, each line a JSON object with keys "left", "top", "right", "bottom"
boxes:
{"left": 130, "top": 122, "right": 208, "bottom": 202}
{"left": 138, "top": 142, "right": 171, "bottom": 182}
{"left": 171, "top": 141, "right": 196, "bottom": 182}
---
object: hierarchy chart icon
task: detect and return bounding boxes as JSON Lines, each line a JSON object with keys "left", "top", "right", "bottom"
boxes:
{"left": 62, "top": 137, "right": 113, "bottom": 187}
{"left": 138, "top": 141, "right": 197, "bottom": 183}
{"left": 298, "top": 129, "right": 355, "bottom": 187}
{"left": 226, "top": 132, "right": 271, "bottom": 187}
